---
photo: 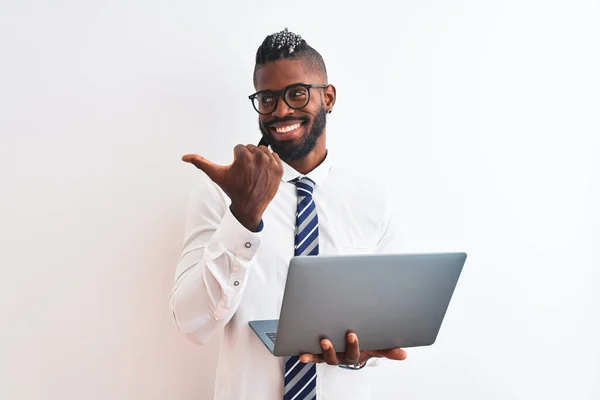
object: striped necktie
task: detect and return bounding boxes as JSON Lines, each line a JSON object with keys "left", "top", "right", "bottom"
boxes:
{"left": 283, "top": 176, "right": 318, "bottom": 400}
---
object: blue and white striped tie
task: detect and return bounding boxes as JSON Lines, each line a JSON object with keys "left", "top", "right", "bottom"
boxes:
{"left": 283, "top": 176, "right": 318, "bottom": 400}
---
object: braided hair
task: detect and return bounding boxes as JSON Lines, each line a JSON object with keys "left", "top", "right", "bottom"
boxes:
{"left": 253, "top": 28, "right": 328, "bottom": 86}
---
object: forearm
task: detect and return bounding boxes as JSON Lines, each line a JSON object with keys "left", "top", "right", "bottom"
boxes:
{"left": 170, "top": 187, "right": 262, "bottom": 344}
{"left": 169, "top": 250, "right": 253, "bottom": 344}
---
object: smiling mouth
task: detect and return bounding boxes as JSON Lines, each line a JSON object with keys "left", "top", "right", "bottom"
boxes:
{"left": 271, "top": 122, "right": 304, "bottom": 135}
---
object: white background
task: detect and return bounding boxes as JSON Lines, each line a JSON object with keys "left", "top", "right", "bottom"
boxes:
{"left": 1, "top": 0, "right": 598, "bottom": 399}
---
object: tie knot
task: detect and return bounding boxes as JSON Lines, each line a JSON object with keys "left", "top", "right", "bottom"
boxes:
{"left": 292, "top": 176, "right": 316, "bottom": 197}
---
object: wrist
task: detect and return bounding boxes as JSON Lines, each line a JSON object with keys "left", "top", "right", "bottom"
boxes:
{"left": 338, "top": 361, "right": 367, "bottom": 370}
{"left": 229, "top": 204, "right": 262, "bottom": 232}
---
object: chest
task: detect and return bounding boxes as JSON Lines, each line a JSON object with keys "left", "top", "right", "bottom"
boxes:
{"left": 241, "top": 184, "right": 380, "bottom": 320}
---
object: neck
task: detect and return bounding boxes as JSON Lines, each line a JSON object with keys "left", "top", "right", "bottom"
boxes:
{"left": 286, "top": 134, "right": 327, "bottom": 175}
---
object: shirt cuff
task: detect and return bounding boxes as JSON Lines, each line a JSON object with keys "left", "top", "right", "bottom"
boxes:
{"left": 211, "top": 207, "right": 262, "bottom": 261}
{"left": 365, "top": 357, "right": 381, "bottom": 367}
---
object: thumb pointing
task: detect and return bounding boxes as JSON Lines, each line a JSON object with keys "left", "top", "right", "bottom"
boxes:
{"left": 182, "top": 154, "right": 226, "bottom": 184}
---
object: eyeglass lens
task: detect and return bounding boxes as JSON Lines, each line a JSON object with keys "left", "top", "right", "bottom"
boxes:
{"left": 253, "top": 85, "right": 310, "bottom": 114}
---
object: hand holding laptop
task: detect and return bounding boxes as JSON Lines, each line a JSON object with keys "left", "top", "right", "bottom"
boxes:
{"left": 299, "top": 331, "right": 408, "bottom": 367}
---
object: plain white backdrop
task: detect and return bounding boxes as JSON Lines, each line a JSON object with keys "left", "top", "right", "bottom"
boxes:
{"left": 1, "top": 0, "right": 598, "bottom": 399}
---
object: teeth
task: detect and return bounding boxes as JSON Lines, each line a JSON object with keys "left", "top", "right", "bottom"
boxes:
{"left": 275, "top": 123, "right": 301, "bottom": 134}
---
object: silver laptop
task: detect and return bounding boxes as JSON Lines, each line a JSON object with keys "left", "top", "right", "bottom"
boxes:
{"left": 249, "top": 252, "right": 467, "bottom": 357}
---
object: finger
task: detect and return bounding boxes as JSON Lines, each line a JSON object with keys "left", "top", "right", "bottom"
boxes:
{"left": 233, "top": 144, "right": 249, "bottom": 160}
{"left": 382, "top": 348, "right": 408, "bottom": 360}
{"left": 299, "top": 353, "right": 323, "bottom": 363}
{"left": 253, "top": 145, "right": 269, "bottom": 161}
{"left": 181, "top": 154, "right": 226, "bottom": 183}
{"left": 320, "top": 339, "right": 339, "bottom": 365}
{"left": 271, "top": 151, "right": 282, "bottom": 164}
{"left": 366, "top": 347, "right": 408, "bottom": 361}
{"left": 258, "top": 144, "right": 273, "bottom": 159}
{"left": 344, "top": 332, "right": 361, "bottom": 364}
{"left": 271, "top": 151, "right": 284, "bottom": 172}
{"left": 245, "top": 144, "right": 260, "bottom": 154}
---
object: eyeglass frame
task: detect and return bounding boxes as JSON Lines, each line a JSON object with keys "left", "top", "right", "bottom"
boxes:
{"left": 248, "top": 83, "right": 330, "bottom": 115}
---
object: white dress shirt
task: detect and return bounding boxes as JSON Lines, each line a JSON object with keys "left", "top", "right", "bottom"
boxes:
{"left": 170, "top": 151, "right": 402, "bottom": 400}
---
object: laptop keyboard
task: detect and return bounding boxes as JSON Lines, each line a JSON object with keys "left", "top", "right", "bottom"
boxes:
{"left": 266, "top": 332, "right": 277, "bottom": 344}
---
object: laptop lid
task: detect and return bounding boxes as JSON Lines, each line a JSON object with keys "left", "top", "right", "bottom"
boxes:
{"left": 272, "top": 252, "right": 466, "bottom": 357}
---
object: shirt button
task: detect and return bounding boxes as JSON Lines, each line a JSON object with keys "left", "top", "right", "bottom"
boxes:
{"left": 245, "top": 242, "right": 251, "bottom": 248}
{"left": 234, "top": 281, "right": 240, "bottom": 286}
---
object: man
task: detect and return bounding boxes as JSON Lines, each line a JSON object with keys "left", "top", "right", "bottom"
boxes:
{"left": 170, "top": 28, "right": 407, "bottom": 400}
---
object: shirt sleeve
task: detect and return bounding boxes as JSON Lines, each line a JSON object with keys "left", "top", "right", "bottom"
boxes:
{"left": 169, "top": 173, "right": 262, "bottom": 345}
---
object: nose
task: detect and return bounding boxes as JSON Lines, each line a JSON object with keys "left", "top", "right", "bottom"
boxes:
{"left": 271, "top": 95, "right": 294, "bottom": 118}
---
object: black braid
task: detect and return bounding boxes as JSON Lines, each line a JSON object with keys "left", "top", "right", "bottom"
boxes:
{"left": 253, "top": 28, "right": 328, "bottom": 85}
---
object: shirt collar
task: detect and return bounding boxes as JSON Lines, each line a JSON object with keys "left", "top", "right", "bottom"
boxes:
{"left": 281, "top": 150, "right": 333, "bottom": 186}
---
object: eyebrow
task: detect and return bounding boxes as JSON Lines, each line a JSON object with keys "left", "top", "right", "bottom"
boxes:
{"left": 256, "top": 82, "right": 311, "bottom": 93}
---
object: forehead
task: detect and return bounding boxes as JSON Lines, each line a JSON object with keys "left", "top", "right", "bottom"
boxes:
{"left": 254, "top": 59, "right": 320, "bottom": 92}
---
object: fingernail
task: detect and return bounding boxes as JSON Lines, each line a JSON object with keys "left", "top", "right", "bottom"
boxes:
{"left": 348, "top": 334, "right": 356, "bottom": 343}
{"left": 322, "top": 341, "right": 330, "bottom": 350}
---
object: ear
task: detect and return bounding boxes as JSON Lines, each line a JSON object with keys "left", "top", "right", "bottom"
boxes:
{"left": 324, "top": 84, "right": 336, "bottom": 111}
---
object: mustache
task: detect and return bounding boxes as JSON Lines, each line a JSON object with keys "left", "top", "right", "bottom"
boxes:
{"left": 263, "top": 116, "right": 309, "bottom": 128}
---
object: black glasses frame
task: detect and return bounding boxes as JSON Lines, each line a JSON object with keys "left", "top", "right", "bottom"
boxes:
{"left": 248, "top": 83, "right": 329, "bottom": 115}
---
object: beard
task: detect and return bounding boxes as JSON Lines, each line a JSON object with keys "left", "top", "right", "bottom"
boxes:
{"left": 258, "top": 104, "right": 327, "bottom": 162}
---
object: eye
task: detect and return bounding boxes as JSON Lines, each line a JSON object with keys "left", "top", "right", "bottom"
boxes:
{"left": 289, "top": 90, "right": 307, "bottom": 99}
{"left": 260, "top": 95, "right": 274, "bottom": 104}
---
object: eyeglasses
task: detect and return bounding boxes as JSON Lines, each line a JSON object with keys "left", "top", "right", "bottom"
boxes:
{"left": 248, "top": 83, "right": 329, "bottom": 115}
